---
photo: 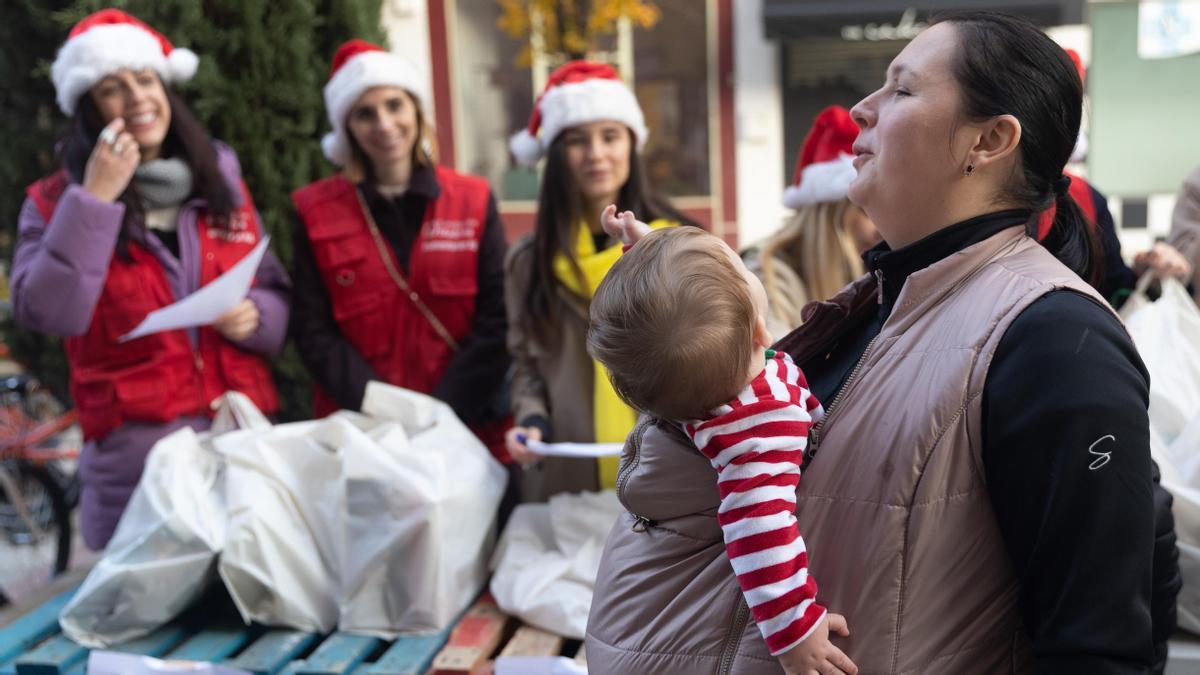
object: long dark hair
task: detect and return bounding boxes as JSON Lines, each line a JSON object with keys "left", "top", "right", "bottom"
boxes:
{"left": 57, "top": 82, "right": 235, "bottom": 260}
{"left": 525, "top": 130, "right": 698, "bottom": 321}
{"left": 936, "top": 11, "right": 1103, "bottom": 286}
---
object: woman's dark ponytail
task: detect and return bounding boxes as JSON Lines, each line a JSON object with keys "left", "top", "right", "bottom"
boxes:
{"left": 1042, "top": 177, "right": 1104, "bottom": 286}
{"left": 938, "top": 11, "right": 1103, "bottom": 286}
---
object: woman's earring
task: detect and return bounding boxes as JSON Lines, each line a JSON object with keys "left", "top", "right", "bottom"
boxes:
{"left": 964, "top": 164, "right": 975, "bottom": 176}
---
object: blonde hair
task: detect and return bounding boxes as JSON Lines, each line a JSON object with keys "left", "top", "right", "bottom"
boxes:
{"left": 759, "top": 199, "right": 864, "bottom": 322}
{"left": 588, "top": 228, "right": 756, "bottom": 421}
{"left": 342, "top": 89, "right": 438, "bottom": 183}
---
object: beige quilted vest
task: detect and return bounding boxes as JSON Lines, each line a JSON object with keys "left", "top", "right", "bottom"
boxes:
{"left": 586, "top": 227, "right": 1113, "bottom": 675}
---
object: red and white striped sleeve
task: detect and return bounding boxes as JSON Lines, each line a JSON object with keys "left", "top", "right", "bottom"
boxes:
{"left": 684, "top": 351, "right": 826, "bottom": 656}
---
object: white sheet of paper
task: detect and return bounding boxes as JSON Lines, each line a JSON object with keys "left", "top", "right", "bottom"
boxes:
{"left": 88, "top": 651, "right": 250, "bottom": 675}
{"left": 120, "top": 237, "right": 270, "bottom": 342}
{"left": 528, "top": 438, "right": 623, "bottom": 458}
{"left": 495, "top": 656, "right": 587, "bottom": 675}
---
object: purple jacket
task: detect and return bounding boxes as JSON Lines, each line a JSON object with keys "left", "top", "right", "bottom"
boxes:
{"left": 11, "top": 141, "right": 290, "bottom": 549}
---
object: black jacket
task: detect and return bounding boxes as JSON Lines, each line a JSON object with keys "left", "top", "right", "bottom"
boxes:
{"left": 290, "top": 165, "right": 510, "bottom": 424}
{"left": 800, "top": 211, "right": 1176, "bottom": 675}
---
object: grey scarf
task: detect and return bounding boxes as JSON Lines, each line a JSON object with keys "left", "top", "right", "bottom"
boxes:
{"left": 133, "top": 158, "right": 193, "bottom": 209}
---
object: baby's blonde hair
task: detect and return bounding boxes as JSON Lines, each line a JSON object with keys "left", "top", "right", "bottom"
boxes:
{"left": 588, "top": 228, "right": 756, "bottom": 420}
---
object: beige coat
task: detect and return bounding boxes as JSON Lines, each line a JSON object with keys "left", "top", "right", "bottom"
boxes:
{"left": 504, "top": 235, "right": 600, "bottom": 499}
{"left": 1169, "top": 166, "right": 1200, "bottom": 303}
{"left": 586, "top": 228, "right": 1111, "bottom": 674}
{"left": 742, "top": 248, "right": 811, "bottom": 339}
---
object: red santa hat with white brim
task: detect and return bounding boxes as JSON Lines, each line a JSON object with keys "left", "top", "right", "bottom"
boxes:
{"left": 51, "top": 9, "right": 198, "bottom": 116}
{"left": 509, "top": 60, "right": 649, "bottom": 167}
{"left": 782, "top": 105, "right": 860, "bottom": 209}
{"left": 321, "top": 39, "right": 430, "bottom": 166}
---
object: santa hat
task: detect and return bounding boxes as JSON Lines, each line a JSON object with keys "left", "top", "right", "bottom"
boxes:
{"left": 782, "top": 106, "right": 860, "bottom": 209}
{"left": 509, "top": 60, "right": 648, "bottom": 167}
{"left": 1064, "top": 48, "right": 1088, "bottom": 163}
{"left": 51, "top": 9, "right": 198, "bottom": 116}
{"left": 321, "top": 39, "right": 430, "bottom": 166}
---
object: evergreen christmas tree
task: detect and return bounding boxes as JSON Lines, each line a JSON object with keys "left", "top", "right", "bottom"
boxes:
{"left": 0, "top": 1, "right": 86, "bottom": 400}
{"left": 3, "top": 0, "right": 384, "bottom": 420}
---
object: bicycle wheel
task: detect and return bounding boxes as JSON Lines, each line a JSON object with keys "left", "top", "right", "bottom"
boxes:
{"left": 0, "top": 460, "right": 72, "bottom": 599}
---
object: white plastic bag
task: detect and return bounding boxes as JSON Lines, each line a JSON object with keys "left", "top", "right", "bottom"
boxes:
{"left": 214, "top": 382, "right": 506, "bottom": 637}
{"left": 215, "top": 418, "right": 343, "bottom": 632}
{"left": 340, "top": 382, "right": 507, "bottom": 636}
{"left": 58, "top": 393, "right": 266, "bottom": 647}
{"left": 489, "top": 490, "right": 623, "bottom": 639}
{"left": 1122, "top": 276, "right": 1200, "bottom": 631}
{"left": 1121, "top": 277, "right": 1200, "bottom": 440}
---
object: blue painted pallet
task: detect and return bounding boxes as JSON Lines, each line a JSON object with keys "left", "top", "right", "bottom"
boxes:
{"left": 13, "top": 623, "right": 188, "bottom": 675}
{"left": 0, "top": 589, "right": 518, "bottom": 675}
{"left": 289, "top": 633, "right": 380, "bottom": 675}
{"left": 353, "top": 629, "right": 450, "bottom": 675}
{"left": 226, "top": 630, "right": 319, "bottom": 675}
{"left": 0, "top": 588, "right": 78, "bottom": 673}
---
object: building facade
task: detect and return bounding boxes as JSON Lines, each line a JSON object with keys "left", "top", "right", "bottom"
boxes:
{"left": 380, "top": 0, "right": 1194, "bottom": 254}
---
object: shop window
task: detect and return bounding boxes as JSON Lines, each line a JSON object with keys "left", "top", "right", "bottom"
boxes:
{"left": 450, "top": 0, "right": 711, "bottom": 202}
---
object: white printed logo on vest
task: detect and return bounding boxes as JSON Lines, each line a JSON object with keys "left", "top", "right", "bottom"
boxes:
{"left": 422, "top": 218, "right": 480, "bottom": 253}
{"left": 206, "top": 210, "right": 256, "bottom": 244}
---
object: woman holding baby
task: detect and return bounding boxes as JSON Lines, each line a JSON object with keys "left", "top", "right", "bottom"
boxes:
{"left": 587, "top": 12, "right": 1166, "bottom": 674}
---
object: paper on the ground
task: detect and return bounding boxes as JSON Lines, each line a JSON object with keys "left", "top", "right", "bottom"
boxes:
{"left": 528, "top": 438, "right": 623, "bottom": 458}
{"left": 120, "top": 237, "right": 270, "bottom": 342}
{"left": 88, "top": 651, "right": 250, "bottom": 675}
{"left": 495, "top": 656, "right": 587, "bottom": 675}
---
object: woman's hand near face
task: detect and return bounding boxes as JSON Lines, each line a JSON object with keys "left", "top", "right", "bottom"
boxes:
{"left": 83, "top": 118, "right": 140, "bottom": 203}
{"left": 213, "top": 299, "right": 260, "bottom": 342}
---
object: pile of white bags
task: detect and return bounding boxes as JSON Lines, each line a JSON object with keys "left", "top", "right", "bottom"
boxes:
{"left": 489, "top": 490, "right": 623, "bottom": 639}
{"left": 58, "top": 393, "right": 267, "bottom": 646}
{"left": 60, "top": 383, "right": 506, "bottom": 647}
{"left": 1120, "top": 276, "right": 1200, "bottom": 632}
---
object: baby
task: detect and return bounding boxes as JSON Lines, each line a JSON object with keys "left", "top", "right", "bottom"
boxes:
{"left": 587, "top": 205, "right": 857, "bottom": 675}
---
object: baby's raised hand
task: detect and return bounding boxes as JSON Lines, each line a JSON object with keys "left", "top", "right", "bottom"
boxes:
{"left": 601, "top": 204, "right": 651, "bottom": 246}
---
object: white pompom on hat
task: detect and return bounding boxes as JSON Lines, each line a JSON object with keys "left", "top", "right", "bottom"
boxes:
{"left": 509, "top": 60, "right": 648, "bottom": 167}
{"left": 51, "top": 9, "right": 198, "bottom": 116}
{"left": 321, "top": 38, "right": 430, "bottom": 166}
{"left": 782, "top": 106, "right": 860, "bottom": 209}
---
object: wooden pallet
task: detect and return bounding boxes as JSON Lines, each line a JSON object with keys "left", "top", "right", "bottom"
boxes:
{"left": 0, "top": 589, "right": 585, "bottom": 675}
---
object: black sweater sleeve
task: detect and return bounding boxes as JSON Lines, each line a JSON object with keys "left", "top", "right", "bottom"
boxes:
{"left": 431, "top": 194, "right": 512, "bottom": 424}
{"left": 289, "top": 215, "right": 380, "bottom": 411}
{"left": 982, "top": 290, "right": 1155, "bottom": 674}
{"left": 1093, "top": 188, "right": 1138, "bottom": 306}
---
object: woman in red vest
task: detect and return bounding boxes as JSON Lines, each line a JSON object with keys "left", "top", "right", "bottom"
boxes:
{"left": 503, "top": 61, "right": 699, "bottom": 499}
{"left": 11, "top": 10, "right": 289, "bottom": 550}
{"left": 290, "top": 40, "right": 511, "bottom": 457}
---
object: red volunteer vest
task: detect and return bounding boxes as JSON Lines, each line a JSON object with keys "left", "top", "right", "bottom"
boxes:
{"left": 26, "top": 171, "right": 279, "bottom": 441}
{"left": 292, "top": 166, "right": 489, "bottom": 418}
{"left": 1035, "top": 171, "right": 1099, "bottom": 241}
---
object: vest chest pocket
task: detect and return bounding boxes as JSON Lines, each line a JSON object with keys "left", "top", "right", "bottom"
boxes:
{"left": 98, "top": 264, "right": 168, "bottom": 348}
{"left": 202, "top": 237, "right": 258, "bottom": 278}
{"left": 331, "top": 290, "right": 388, "bottom": 358}
{"left": 423, "top": 275, "right": 478, "bottom": 342}
{"left": 316, "top": 236, "right": 373, "bottom": 296}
